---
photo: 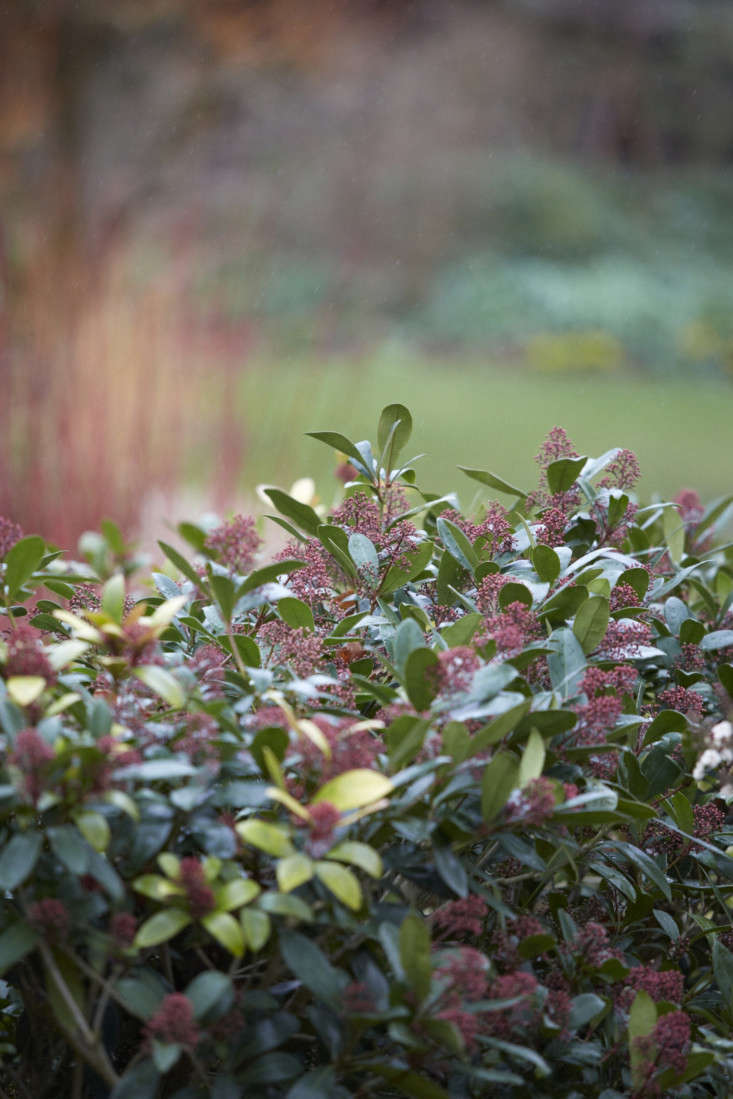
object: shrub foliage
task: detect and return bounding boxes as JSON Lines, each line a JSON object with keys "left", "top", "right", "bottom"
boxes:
{"left": 2, "top": 406, "right": 733, "bottom": 1098}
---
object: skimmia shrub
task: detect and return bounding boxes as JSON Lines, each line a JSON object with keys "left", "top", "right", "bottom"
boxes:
{"left": 2, "top": 405, "right": 733, "bottom": 1098}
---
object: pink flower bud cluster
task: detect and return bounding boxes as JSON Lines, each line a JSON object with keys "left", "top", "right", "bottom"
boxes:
{"left": 505, "top": 777, "right": 557, "bottom": 826}
{"left": 28, "top": 898, "right": 69, "bottom": 940}
{"left": 260, "top": 620, "right": 324, "bottom": 678}
{"left": 431, "top": 896, "right": 489, "bottom": 940}
{"left": 3, "top": 623, "right": 55, "bottom": 682}
{"left": 146, "top": 992, "right": 200, "bottom": 1048}
{"left": 658, "top": 686, "right": 704, "bottom": 719}
{"left": 205, "top": 514, "right": 260, "bottom": 574}
{"left": 0, "top": 516, "right": 22, "bottom": 558}
{"left": 9, "top": 727, "right": 54, "bottom": 804}
{"left": 179, "top": 858, "right": 216, "bottom": 919}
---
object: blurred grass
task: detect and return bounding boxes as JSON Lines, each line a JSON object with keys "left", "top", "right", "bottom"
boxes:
{"left": 238, "top": 351, "right": 733, "bottom": 504}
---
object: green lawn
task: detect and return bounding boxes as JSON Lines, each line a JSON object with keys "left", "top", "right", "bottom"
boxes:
{"left": 236, "top": 353, "right": 732, "bottom": 507}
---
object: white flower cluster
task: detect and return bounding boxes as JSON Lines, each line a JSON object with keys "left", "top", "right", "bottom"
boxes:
{"left": 693, "top": 720, "right": 733, "bottom": 796}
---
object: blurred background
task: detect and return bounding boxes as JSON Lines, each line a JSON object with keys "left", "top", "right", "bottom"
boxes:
{"left": 1, "top": 0, "right": 733, "bottom": 548}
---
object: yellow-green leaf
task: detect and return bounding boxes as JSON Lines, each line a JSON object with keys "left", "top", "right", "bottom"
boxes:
{"left": 236, "top": 819, "right": 294, "bottom": 857}
{"left": 134, "top": 908, "right": 191, "bottom": 948}
{"left": 315, "top": 862, "right": 362, "bottom": 910}
{"left": 312, "top": 769, "right": 393, "bottom": 812}
{"left": 6, "top": 677, "right": 46, "bottom": 707}
{"left": 266, "top": 786, "right": 311, "bottom": 821}
{"left": 326, "top": 841, "right": 382, "bottom": 878}
{"left": 518, "top": 730, "right": 546, "bottom": 788}
{"left": 133, "top": 875, "right": 183, "bottom": 901}
{"left": 241, "top": 908, "right": 271, "bottom": 951}
{"left": 47, "top": 640, "right": 89, "bottom": 671}
{"left": 158, "top": 853, "right": 181, "bottom": 880}
{"left": 277, "top": 854, "right": 314, "bottom": 893}
{"left": 74, "top": 810, "right": 110, "bottom": 852}
{"left": 104, "top": 789, "right": 140, "bottom": 820}
{"left": 134, "top": 666, "right": 185, "bottom": 709}
{"left": 215, "top": 878, "right": 261, "bottom": 911}
{"left": 201, "top": 911, "right": 244, "bottom": 957}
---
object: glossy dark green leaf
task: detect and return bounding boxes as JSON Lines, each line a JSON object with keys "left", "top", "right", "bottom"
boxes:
{"left": 573, "top": 596, "right": 610, "bottom": 654}
{"left": 0, "top": 922, "right": 37, "bottom": 975}
{"left": 237, "top": 559, "right": 307, "bottom": 597}
{"left": 546, "top": 456, "right": 587, "bottom": 494}
{"left": 378, "top": 403, "right": 413, "bottom": 463}
{"left": 280, "top": 930, "right": 347, "bottom": 1005}
{"left": 278, "top": 596, "right": 315, "bottom": 631}
{"left": 0, "top": 831, "right": 43, "bottom": 890}
{"left": 3, "top": 535, "right": 45, "bottom": 597}
{"left": 158, "top": 541, "right": 201, "bottom": 586}
{"left": 457, "top": 467, "right": 527, "bottom": 499}
{"left": 404, "top": 647, "right": 440, "bottom": 712}
{"left": 481, "top": 751, "right": 519, "bottom": 821}
{"left": 305, "top": 431, "right": 371, "bottom": 474}
{"left": 262, "top": 488, "right": 322, "bottom": 536}
{"left": 436, "top": 517, "right": 478, "bottom": 573}
{"left": 399, "top": 913, "right": 432, "bottom": 1003}
{"left": 532, "top": 544, "right": 561, "bottom": 583}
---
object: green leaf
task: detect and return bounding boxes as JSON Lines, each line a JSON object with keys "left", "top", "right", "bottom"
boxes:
{"left": 236, "top": 819, "right": 294, "bottom": 857}
{"left": 151, "top": 1040, "right": 181, "bottom": 1074}
{"left": 158, "top": 540, "right": 201, "bottom": 586}
{"left": 497, "top": 582, "right": 533, "bottom": 610}
{"left": 386, "top": 714, "right": 431, "bottom": 769}
{"left": 277, "top": 853, "right": 314, "bottom": 893}
{"left": 134, "top": 908, "right": 192, "bottom": 948}
{"left": 372, "top": 1065, "right": 451, "bottom": 1098}
{"left": 215, "top": 877, "right": 261, "bottom": 910}
{"left": 610, "top": 841, "right": 672, "bottom": 900}
{"left": 653, "top": 909, "right": 680, "bottom": 941}
{"left": 348, "top": 532, "right": 380, "bottom": 579}
{"left": 280, "top": 930, "right": 346, "bottom": 1004}
{"left": 315, "top": 861, "right": 362, "bottom": 910}
{"left": 378, "top": 403, "right": 413, "bottom": 462}
{"left": 201, "top": 910, "right": 245, "bottom": 957}
{"left": 241, "top": 908, "right": 271, "bottom": 951}
{"left": 381, "top": 539, "right": 433, "bottom": 594}
{"left": 259, "top": 892, "right": 313, "bottom": 921}
{"left": 239, "top": 1053, "right": 302, "bottom": 1086}
{"left": 470, "top": 699, "right": 532, "bottom": 753}
{"left": 437, "top": 517, "right": 478, "bottom": 573}
{"left": 518, "top": 729, "right": 546, "bottom": 787}
{"left": 532, "top": 545, "right": 561, "bottom": 583}
{"left": 399, "top": 913, "right": 432, "bottom": 1002}
{"left": 74, "top": 810, "right": 110, "bottom": 852}
{"left": 278, "top": 597, "right": 315, "bottom": 631}
{"left": 701, "top": 630, "right": 733, "bottom": 652}
{"left": 110, "top": 1059, "right": 160, "bottom": 1099}
{"left": 573, "top": 596, "right": 610, "bottom": 654}
{"left": 305, "top": 430, "right": 371, "bottom": 474}
{"left": 436, "top": 548, "right": 464, "bottom": 605}
{"left": 713, "top": 936, "right": 733, "bottom": 1011}
{"left": 0, "top": 831, "right": 42, "bottom": 890}
{"left": 0, "top": 921, "right": 37, "bottom": 975}
{"left": 404, "top": 647, "right": 440, "bottom": 711}
{"left": 547, "top": 627, "right": 587, "bottom": 700}
{"left": 3, "top": 535, "right": 45, "bottom": 598}
{"left": 568, "top": 993, "right": 606, "bottom": 1030}
{"left": 481, "top": 751, "right": 519, "bottom": 821}
{"left": 209, "top": 573, "right": 236, "bottom": 620}
{"left": 133, "top": 665, "right": 185, "bottom": 709}
{"left": 313, "top": 769, "right": 392, "bottom": 811}
{"left": 546, "top": 456, "right": 587, "bottom": 494}
{"left": 663, "top": 506, "right": 686, "bottom": 567}
{"left": 628, "top": 990, "right": 657, "bottom": 1087}
{"left": 441, "top": 612, "right": 482, "bottom": 648}
{"left": 262, "top": 489, "right": 321, "bottom": 537}
{"left": 99, "top": 578, "right": 125, "bottom": 628}
{"left": 434, "top": 846, "right": 468, "bottom": 898}
{"left": 458, "top": 467, "right": 527, "bottom": 499}
{"left": 237, "top": 559, "right": 307, "bottom": 598}
{"left": 325, "top": 841, "right": 382, "bottom": 877}
{"left": 393, "top": 617, "right": 425, "bottom": 676}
